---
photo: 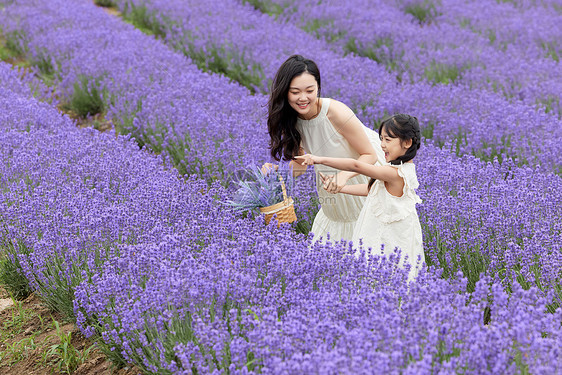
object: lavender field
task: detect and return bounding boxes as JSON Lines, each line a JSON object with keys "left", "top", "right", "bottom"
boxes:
{"left": 0, "top": 0, "right": 561, "bottom": 373}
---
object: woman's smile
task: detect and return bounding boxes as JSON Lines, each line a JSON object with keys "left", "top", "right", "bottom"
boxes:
{"left": 288, "top": 72, "right": 319, "bottom": 119}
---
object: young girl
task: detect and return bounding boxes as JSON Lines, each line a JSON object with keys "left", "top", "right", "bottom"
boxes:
{"left": 262, "top": 54, "right": 385, "bottom": 243}
{"left": 295, "top": 114, "right": 425, "bottom": 280}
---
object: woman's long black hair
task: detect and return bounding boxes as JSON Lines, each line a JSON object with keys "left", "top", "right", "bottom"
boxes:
{"left": 368, "top": 114, "right": 421, "bottom": 189}
{"left": 268, "top": 55, "right": 321, "bottom": 161}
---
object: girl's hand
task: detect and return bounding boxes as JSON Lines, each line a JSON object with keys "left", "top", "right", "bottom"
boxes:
{"left": 261, "top": 163, "right": 278, "bottom": 175}
{"left": 294, "top": 154, "right": 318, "bottom": 166}
{"left": 320, "top": 172, "right": 349, "bottom": 194}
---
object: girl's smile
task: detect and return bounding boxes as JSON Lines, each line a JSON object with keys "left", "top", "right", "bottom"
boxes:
{"left": 380, "top": 126, "right": 410, "bottom": 162}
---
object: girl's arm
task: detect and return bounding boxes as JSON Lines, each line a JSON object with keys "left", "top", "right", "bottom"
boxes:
{"left": 319, "top": 172, "right": 368, "bottom": 196}
{"left": 339, "top": 184, "right": 369, "bottom": 196}
{"left": 297, "top": 155, "right": 399, "bottom": 183}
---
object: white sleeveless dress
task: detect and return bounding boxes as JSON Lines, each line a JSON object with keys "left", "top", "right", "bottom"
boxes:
{"left": 296, "top": 98, "right": 385, "bottom": 243}
{"left": 352, "top": 162, "right": 425, "bottom": 281}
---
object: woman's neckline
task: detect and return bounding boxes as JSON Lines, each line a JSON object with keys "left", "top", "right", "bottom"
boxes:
{"left": 297, "top": 98, "right": 323, "bottom": 121}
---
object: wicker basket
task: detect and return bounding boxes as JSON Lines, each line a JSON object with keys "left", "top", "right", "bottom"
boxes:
{"left": 259, "top": 174, "right": 297, "bottom": 226}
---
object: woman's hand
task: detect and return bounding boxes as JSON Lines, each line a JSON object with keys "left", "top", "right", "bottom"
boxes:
{"left": 320, "top": 172, "right": 349, "bottom": 194}
{"left": 261, "top": 163, "right": 278, "bottom": 175}
{"left": 294, "top": 154, "right": 318, "bottom": 166}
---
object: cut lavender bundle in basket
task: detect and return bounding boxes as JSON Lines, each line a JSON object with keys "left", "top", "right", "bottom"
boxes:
{"left": 228, "top": 166, "right": 294, "bottom": 211}
{"left": 227, "top": 166, "right": 297, "bottom": 225}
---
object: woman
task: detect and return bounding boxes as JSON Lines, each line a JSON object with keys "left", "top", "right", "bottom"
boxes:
{"left": 262, "top": 54, "right": 385, "bottom": 243}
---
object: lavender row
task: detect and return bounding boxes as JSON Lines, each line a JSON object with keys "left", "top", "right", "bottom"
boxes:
{"left": 110, "top": 0, "right": 561, "bottom": 172}
{"left": 249, "top": 0, "right": 562, "bottom": 117}
{"left": 0, "top": 0, "right": 274, "bottom": 181}
{"left": 76, "top": 233, "right": 562, "bottom": 373}
{"left": 2, "top": 0, "right": 560, "bottom": 174}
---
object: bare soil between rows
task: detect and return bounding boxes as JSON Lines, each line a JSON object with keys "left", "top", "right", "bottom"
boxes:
{"left": 0, "top": 286, "right": 141, "bottom": 375}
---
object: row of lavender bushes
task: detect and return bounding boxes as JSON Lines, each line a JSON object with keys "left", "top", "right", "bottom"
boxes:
{"left": 1, "top": 61, "right": 561, "bottom": 373}
{"left": 3, "top": 0, "right": 561, "bottom": 173}
{"left": 106, "top": 0, "right": 562, "bottom": 172}
{"left": 243, "top": 0, "right": 562, "bottom": 116}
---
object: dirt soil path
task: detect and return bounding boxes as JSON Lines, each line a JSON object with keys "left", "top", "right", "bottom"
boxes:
{"left": 0, "top": 286, "right": 141, "bottom": 375}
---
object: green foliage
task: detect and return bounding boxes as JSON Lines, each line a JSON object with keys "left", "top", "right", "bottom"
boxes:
{"left": 0, "top": 31, "right": 30, "bottom": 70}
{"left": 114, "top": 115, "right": 228, "bottom": 181}
{"left": 292, "top": 196, "right": 318, "bottom": 235}
{"left": 541, "top": 41, "right": 559, "bottom": 62}
{"left": 123, "top": 304, "right": 259, "bottom": 373}
{"left": 1, "top": 299, "right": 38, "bottom": 337}
{"left": 242, "top": 0, "right": 285, "bottom": 17}
{"left": 0, "top": 336, "right": 38, "bottom": 365}
{"left": 0, "top": 299, "right": 44, "bottom": 365}
{"left": 184, "top": 45, "right": 266, "bottom": 94}
{"left": 421, "top": 121, "right": 435, "bottom": 139}
{"left": 31, "top": 49, "right": 54, "bottom": 77}
{"left": 422, "top": 225, "right": 489, "bottom": 293}
{"left": 3, "top": 31, "right": 27, "bottom": 56}
{"left": 303, "top": 18, "right": 346, "bottom": 43}
{"left": 404, "top": 1, "right": 438, "bottom": 24}
{"left": 94, "top": 0, "right": 116, "bottom": 7}
{"left": 45, "top": 320, "right": 94, "bottom": 374}
{"left": 122, "top": 3, "right": 167, "bottom": 37}
{"left": 0, "top": 42, "right": 22, "bottom": 64}
{"left": 40, "top": 242, "right": 121, "bottom": 320}
{"left": 0, "top": 237, "right": 32, "bottom": 300}
{"left": 122, "top": 2, "right": 266, "bottom": 93}
{"left": 67, "top": 75, "right": 107, "bottom": 118}
{"left": 424, "top": 62, "right": 460, "bottom": 85}
{"left": 344, "top": 37, "right": 400, "bottom": 72}
{"left": 487, "top": 29, "right": 497, "bottom": 44}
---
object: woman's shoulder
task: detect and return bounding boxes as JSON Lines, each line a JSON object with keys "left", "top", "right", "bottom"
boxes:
{"left": 326, "top": 98, "right": 355, "bottom": 123}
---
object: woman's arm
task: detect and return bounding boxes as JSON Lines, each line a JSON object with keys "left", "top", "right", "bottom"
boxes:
{"left": 322, "top": 100, "right": 379, "bottom": 192}
{"left": 328, "top": 100, "right": 378, "bottom": 166}
{"left": 289, "top": 147, "right": 307, "bottom": 177}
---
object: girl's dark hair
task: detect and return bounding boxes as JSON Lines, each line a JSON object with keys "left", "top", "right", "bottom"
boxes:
{"left": 268, "top": 55, "right": 321, "bottom": 161}
{"left": 368, "top": 114, "right": 421, "bottom": 189}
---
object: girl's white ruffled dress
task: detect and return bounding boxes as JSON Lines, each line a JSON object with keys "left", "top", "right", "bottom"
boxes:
{"left": 297, "top": 98, "right": 385, "bottom": 243}
{"left": 352, "top": 162, "right": 425, "bottom": 280}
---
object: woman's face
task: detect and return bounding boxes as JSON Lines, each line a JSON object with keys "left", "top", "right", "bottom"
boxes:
{"left": 287, "top": 72, "right": 319, "bottom": 120}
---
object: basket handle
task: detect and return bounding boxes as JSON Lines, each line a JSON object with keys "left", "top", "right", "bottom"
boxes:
{"left": 277, "top": 173, "right": 288, "bottom": 202}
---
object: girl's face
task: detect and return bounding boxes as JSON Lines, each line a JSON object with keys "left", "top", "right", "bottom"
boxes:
{"left": 287, "top": 72, "right": 319, "bottom": 120}
{"left": 380, "top": 126, "right": 411, "bottom": 162}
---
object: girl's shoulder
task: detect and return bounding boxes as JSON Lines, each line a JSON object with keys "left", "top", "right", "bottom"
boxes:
{"left": 391, "top": 162, "right": 419, "bottom": 190}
